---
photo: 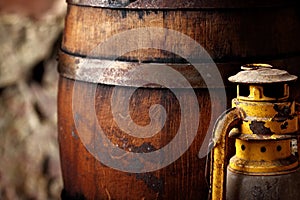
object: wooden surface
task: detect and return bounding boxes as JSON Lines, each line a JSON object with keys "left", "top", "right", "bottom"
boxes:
{"left": 58, "top": 77, "right": 232, "bottom": 199}
{"left": 62, "top": 5, "right": 300, "bottom": 62}
{"left": 58, "top": 1, "right": 300, "bottom": 199}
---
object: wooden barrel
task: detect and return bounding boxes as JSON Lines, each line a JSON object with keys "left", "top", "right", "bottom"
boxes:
{"left": 58, "top": 0, "right": 300, "bottom": 199}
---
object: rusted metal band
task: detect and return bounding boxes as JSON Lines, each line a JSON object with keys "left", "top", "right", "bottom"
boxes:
{"left": 58, "top": 50, "right": 232, "bottom": 88}
{"left": 66, "top": 0, "right": 298, "bottom": 9}
{"left": 58, "top": 50, "right": 300, "bottom": 88}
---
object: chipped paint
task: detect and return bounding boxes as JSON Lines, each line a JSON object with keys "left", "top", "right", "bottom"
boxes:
{"left": 249, "top": 121, "right": 274, "bottom": 135}
{"left": 281, "top": 122, "right": 288, "bottom": 130}
{"left": 273, "top": 104, "right": 293, "bottom": 122}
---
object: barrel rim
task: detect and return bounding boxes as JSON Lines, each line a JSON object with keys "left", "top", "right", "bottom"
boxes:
{"left": 66, "top": 0, "right": 299, "bottom": 10}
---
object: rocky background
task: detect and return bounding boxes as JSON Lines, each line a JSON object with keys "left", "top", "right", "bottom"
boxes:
{"left": 0, "top": 0, "right": 66, "bottom": 199}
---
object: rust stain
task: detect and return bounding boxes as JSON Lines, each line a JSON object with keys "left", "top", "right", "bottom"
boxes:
{"left": 249, "top": 121, "right": 274, "bottom": 135}
{"left": 273, "top": 104, "right": 293, "bottom": 122}
{"left": 131, "top": 142, "right": 157, "bottom": 153}
{"left": 250, "top": 179, "right": 279, "bottom": 199}
{"left": 135, "top": 173, "right": 163, "bottom": 193}
{"left": 281, "top": 122, "right": 288, "bottom": 130}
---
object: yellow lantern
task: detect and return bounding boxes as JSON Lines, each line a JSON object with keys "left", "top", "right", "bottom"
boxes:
{"left": 210, "top": 64, "right": 300, "bottom": 200}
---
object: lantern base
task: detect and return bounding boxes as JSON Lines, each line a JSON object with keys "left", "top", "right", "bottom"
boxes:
{"left": 226, "top": 167, "right": 300, "bottom": 200}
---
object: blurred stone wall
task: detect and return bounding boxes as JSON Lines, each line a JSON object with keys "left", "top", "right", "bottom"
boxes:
{"left": 0, "top": 0, "right": 66, "bottom": 199}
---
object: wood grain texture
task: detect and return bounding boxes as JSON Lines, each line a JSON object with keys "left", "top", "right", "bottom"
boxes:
{"left": 62, "top": 5, "right": 300, "bottom": 62}
{"left": 58, "top": 1, "right": 300, "bottom": 199}
{"left": 58, "top": 76, "right": 231, "bottom": 199}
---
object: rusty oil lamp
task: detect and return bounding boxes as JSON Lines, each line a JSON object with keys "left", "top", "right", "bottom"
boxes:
{"left": 210, "top": 64, "right": 300, "bottom": 200}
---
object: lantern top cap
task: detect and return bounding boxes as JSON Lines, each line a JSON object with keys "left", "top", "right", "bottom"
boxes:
{"left": 228, "top": 63, "right": 297, "bottom": 84}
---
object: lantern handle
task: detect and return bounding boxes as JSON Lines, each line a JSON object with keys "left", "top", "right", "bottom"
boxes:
{"left": 210, "top": 107, "right": 244, "bottom": 200}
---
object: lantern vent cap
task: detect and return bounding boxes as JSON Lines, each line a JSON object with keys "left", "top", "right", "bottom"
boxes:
{"left": 228, "top": 64, "right": 298, "bottom": 84}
